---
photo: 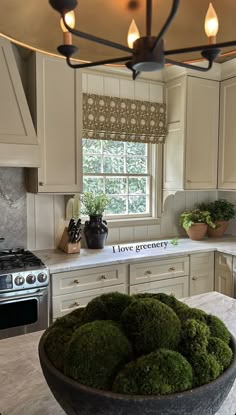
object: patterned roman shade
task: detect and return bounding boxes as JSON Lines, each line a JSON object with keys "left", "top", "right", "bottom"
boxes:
{"left": 83, "top": 93, "right": 166, "bottom": 144}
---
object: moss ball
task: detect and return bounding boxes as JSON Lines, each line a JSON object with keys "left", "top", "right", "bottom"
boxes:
{"left": 208, "top": 337, "right": 233, "bottom": 371}
{"left": 52, "top": 310, "right": 84, "bottom": 330}
{"left": 206, "top": 315, "right": 231, "bottom": 344}
{"left": 121, "top": 298, "right": 181, "bottom": 355}
{"left": 44, "top": 325, "right": 75, "bottom": 372}
{"left": 64, "top": 320, "right": 132, "bottom": 390}
{"left": 133, "top": 293, "right": 189, "bottom": 316}
{"left": 188, "top": 351, "right": 221, "bottom": 387}
{"left": 113, "top": 349, "right": 193, "bottom": 395}
{"left": 82, "top": 292, "right": 133, "bottom": 323}
{"left": 177, "top": 307, "right": 208, "bottom": 324}
{"left": 179, "top": 319, "right": 210, "bottom": 356}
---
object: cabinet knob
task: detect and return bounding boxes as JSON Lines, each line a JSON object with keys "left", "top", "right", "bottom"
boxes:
{"left": 186, "top": 179, "right": 191, "bottom": 183}
{"left": 192, "top": 277, "right": 198, "bottom": 281}
{"left": 101, "top": 275, "right": 107, "bottom": 280}
{"left": 146, "top": 270, "right": 152, "bottom": 275}
{"left": 74, "top": 279, "right": 80, "bottom": 284}
{"left": 73, "top": 301, "right": 80, "bottom": 307}
{"left": 39, "top": 182, "right": 44, "bottom": 186}
{"left": 168, "top": 267, "right": 175, "bottom": 272}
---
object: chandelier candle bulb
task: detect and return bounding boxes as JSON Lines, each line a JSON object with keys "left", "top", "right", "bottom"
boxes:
{"left": 127, "top": 19, "right": 140, "bottom": 49}
{"left": 205, "top": 3, "right": 219, "bottom": 45}
{"left": 60, "top": 10, "right": 75, "bottom": 45}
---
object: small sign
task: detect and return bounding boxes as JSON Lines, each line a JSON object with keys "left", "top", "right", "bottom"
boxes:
{"left": 112, "top": 240, "right": 169, "bottom": 254}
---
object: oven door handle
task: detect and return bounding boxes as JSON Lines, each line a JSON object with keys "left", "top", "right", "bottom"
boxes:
{"left": 0, "top": 289, "right": 46, "bottom": 302}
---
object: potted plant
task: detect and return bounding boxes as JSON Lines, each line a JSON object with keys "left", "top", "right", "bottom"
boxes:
{"left": 81, "top": 192, "right": 109, "bottom": 249}
{"left": 179, "top": 209, "right": 215, "bottom": 241}
{"left": 39, "top": 292, "right": 236, "bottom": 415}
{"left": 198, "top": 199, "right": 236, "bottom": 238}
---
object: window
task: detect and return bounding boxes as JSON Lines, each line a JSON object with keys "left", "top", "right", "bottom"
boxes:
{"left": 82, "top": 139, "right": 158, "bottom": 219}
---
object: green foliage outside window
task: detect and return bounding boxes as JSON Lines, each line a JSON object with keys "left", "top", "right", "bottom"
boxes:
{"left": 82, "top": 139, "right": 151, "bottom": 216}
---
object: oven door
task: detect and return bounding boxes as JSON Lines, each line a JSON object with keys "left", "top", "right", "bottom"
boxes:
{"left": 0, "top": 287, "right": 49, "bottom": 339}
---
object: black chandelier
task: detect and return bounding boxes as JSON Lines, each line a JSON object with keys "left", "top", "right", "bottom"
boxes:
{"left": 49, "top": 0, "right": 236, "bottom": 80}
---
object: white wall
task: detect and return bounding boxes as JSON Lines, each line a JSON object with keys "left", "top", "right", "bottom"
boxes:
{"left": 27, "top": 190, "right": 220, "bottom": 250}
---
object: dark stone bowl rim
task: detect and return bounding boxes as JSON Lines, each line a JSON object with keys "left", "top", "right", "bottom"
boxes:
{"left": 39, "top": 330, "right": 236, "bottom": 402}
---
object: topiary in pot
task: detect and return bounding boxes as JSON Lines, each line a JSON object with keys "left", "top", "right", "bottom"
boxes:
{"left": 179, "top": 209, "right": 216, "bottom": 240}
{"left": 39, "top": 291, "right": 236, "bottom": 415}
{"left": 198, "top": 199, "right": 236, "bottom": 237}
{"left": 81, "top": 192, "right": 109, "bottom": 249}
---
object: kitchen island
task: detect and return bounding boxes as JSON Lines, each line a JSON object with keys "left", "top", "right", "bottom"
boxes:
{"left": 1, "top": 292, "right": 236, "bottom": 415}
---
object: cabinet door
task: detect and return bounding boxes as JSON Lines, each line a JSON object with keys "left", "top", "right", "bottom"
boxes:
{"left": 129, "top": 276, "right": 189, "bottom": 299}
{"left": 215, "top": 252, "right": 233, "bottom": 297}
{"left": 190, "top": 252, "right": 214, "bottom": 296}
{"left": 185, "top": 77, "right": 219, "bottom": 189}
{"left": 218, "top": 77, "right": 236, "bottom": 189}
{"left": 28, "top": 53, "right": 82, "bottom": 193}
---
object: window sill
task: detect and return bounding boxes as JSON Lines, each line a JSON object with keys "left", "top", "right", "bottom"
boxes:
{"left": 104, "top": 217, "right": 161, "bottom": 228}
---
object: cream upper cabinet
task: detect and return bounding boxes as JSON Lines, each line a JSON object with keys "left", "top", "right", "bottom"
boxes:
{"left": 215, "top": 252, "right": 233, "bottom": 297}
{"left": 28, "top": 53, "right": 82, "bottom": 194}
{"left": 189, "top": 252, "right": 214, "bottom": 296}
{"left": 164, "top": 75, "right": 219, "bottom": 190}
{"left": 0, "top": 38, "right": 40, "bottom": 167}
{"left": 218, "top": 77, "right": 236, "bottom": 189}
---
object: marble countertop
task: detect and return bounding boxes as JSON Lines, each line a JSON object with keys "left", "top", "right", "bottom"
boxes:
{"left": 1, "top": 292, "right": 236, "bottom": 415}
{"left": 35, "top": 237, "right": 236, "bottom": 274}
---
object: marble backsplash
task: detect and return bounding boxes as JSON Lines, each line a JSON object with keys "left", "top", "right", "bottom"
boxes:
{"left": 0, "top": 167, "right": 26, "bottom": 249}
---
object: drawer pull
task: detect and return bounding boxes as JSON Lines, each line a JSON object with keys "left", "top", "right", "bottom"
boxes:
{"left": 73, "top": 301, "right": 80, "bottom": 307}
{"left": 168, "top": 267, "right": 176, "bottom": 272}
{"left": 101, "top": 275, "right": 107, "bottom": 280}
{"left": 146, "top": 270, "right": 152, "bottom": 275}
{"left": 192, "top": 277, "right": 198, "bottom": 281}
{"left": 74, "top": 279, "right": 80, "bottom": 284}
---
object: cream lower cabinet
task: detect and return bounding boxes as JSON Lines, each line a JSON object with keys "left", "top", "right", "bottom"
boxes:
{"left": 215, "top": 252, "right": 233, "bottom": 297}
{"left": 27, "top": 53, "right": 82, "bottom": 193}
{"left": 51, "top": 264, "right": 127, "bottom": 319}
{"left": 189, "top": 252, "right": 214, "bottom": 296}
{"left": 129, "top": 256, "right": 189, "bottom": 298}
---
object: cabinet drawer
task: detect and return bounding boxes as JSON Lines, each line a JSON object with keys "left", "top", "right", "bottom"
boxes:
{"left": 129, "top": 256, "right": 189, "bottom": 285}
{"left": 129, "top": 276, "right": 189, "bottom": 299}
{"left": 52, "top": 284, "right": 126, "bottom": 318}
{"left": 52, "top": 264, "right": 126, "bottom": 296}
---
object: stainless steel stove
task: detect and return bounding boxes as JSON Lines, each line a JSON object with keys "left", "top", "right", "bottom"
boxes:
{"left": 0, "top": 249, "right": 49, "bottom": 340}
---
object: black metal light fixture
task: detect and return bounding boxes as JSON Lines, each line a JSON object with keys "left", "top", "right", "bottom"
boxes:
{"left": 49, "top": 0, "right": 236, "bottom": 80}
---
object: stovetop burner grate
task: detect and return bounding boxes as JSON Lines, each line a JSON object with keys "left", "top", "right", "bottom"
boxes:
{"left": 0, "top": 249, "right": 45, "bottom": 272}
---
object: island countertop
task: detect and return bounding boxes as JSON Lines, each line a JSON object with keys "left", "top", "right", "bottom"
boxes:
{"left": 35, "top": 237, "right": 236, "bottom": 274}
{"left": 1, "top": 292, "right": 236, "bottom": 415}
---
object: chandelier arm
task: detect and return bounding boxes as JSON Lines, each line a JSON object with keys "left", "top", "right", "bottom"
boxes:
{"left": 165, "top": 58, "right": 213, "bottom": 72}
{"left": 164, "top": 40, "right": 236, "bottom": 56}
{"left": 152, "top": 0, "right": 180, "bottom": 52}
{"left": 62, "top": 16, "right": 134, "bottom": 54}
{"left": 66, "top": 56, "right": 133, "bottom": 69}
{"left": 146, "top": 0, "right": 152, "bottom": 36}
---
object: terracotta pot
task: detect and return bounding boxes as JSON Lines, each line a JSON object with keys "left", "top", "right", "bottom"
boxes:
{"left": 185, "top": 223, "right": 207, "bottom": 241}
{"left": 207, "top": 221, "right": 229, "bottom": 238}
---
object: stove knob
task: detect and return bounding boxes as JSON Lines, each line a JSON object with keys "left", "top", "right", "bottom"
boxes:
{"left": 15, "top": 276, "right": 25, "bottom": 286}
{"left": 26, "top": 274, "right": 36, "bottom": 284}
{"left": 37, "top": 272, "right": 47, "bottom": 283}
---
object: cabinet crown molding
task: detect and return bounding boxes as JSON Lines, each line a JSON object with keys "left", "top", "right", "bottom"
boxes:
{"left": 164, "top": 58, "right": 236, "bottom": 82}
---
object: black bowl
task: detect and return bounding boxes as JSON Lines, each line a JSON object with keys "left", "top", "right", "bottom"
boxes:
{"left": 39, "top": 333, "right": 236, "bottom": 415}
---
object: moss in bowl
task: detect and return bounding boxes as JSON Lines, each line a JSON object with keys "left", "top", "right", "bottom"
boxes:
{"left": 39, "top": 292, "right": 236, "bottom": 415}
